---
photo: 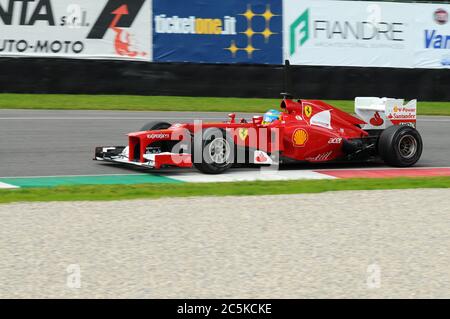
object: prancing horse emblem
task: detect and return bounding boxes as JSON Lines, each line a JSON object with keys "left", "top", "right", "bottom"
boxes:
{"left": 238, "top": 128, "right": 248, "bottom": 141}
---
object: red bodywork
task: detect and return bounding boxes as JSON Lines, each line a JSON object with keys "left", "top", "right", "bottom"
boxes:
{"left": 125, "top": 99, "right": 369, "bottom": 169}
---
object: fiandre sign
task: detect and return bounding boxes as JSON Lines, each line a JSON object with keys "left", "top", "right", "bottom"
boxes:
{"left": 284, "top": 0, "right": 412, "bottom": 68}
{"left": 284, "top": 0, "right": 450, "bottom": 69}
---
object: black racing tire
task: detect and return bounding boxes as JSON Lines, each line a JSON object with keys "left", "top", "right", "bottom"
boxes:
{"left": 140, "top": 121, "right": 171, "bottom": 131}
{"left": 192, "top": 128, "right": 234, "bottom": 174}
{"left": 378, "top": 125, "right": 423, "bottom": 167}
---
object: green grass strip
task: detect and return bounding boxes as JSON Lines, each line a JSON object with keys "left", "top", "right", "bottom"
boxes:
{"left": 0, "top": 94, "right": 449, "bottom": 116}
{"left": 1, "top": 176, "right": 449, "bottom": 204}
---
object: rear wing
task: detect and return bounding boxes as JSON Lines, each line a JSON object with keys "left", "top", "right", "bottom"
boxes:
{"left": 355, "top": 97, "right": 417, "bottom": 130}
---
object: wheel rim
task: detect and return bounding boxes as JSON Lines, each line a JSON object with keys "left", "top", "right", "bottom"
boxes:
{"left": 398, "top": 135, "right": 417, "bottom": 159}
{"left": 208, "top": 137, "right": 231, "bottom": 165}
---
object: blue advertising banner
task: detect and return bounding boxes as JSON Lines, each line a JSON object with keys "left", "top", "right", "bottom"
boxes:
{"left": 153, "top": 0, "right": 282, "bottom": 64}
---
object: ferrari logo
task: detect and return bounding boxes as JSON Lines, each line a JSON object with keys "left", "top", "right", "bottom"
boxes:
{"left": 292, "top": 129, "right": 308, "bottom": 147}
{"left": 304, "top": 105, "right": 313, "bottom": 118}
{"left": 238, "top": 128, "right": 248, "bottom": 141}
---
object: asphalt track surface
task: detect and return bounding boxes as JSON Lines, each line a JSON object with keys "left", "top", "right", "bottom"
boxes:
{"left": 0, "top": 110, "right": 449, "bottom": 177}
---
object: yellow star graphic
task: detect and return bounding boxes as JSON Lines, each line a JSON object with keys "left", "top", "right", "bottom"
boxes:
{"left": 240, "top": 5, "right": 255, "bottom": 21}
{"left": 225, "top": 41, "right": 240, "bottom": 57}
{"left": 244, "top": 44, "right": 258, "bottom": 58}
{"left": 261, "top": 5, "right": 276, "bottom": 22}
{"left": 241, "top": 28, "right": 255, "bottom": 38}
{"left": 260, "top": 28, "right": 276, "bottom": 42}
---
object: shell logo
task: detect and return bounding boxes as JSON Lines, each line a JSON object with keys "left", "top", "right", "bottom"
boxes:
{"left": 292, "top": 129, "right": 308, "bottom": 147}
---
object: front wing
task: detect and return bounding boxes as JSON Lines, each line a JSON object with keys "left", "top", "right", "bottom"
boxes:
{"left": 94, "top": 146, "right": 192, "bottom": 169}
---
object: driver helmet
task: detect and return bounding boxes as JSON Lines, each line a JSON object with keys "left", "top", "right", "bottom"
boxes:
{"left": 262, "top": 109, "right": 281, "bottom": 125}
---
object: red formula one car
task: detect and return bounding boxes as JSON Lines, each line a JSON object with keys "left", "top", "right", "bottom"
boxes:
{"left": 95, "top": 60, "right": 422, "bottom": 174}
{"left": 95, "top": 95, "right": 423, "bottom": 174}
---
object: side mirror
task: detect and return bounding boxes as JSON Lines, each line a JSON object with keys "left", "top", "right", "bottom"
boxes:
{"left": 252, "top": 115, "right": 263, "bottom": 125}
{"left": 228, "top": 113, "right": 236, "bottom": 123}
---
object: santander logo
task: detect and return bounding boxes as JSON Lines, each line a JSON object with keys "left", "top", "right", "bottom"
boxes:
{"left": 370, "top": 112, "right": 384, "bottom": 126}
{"left": 255, "top": 152, "right": 268, "bottom": 163}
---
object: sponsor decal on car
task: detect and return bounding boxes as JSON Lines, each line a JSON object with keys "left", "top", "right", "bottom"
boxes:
{"left": 398, "top": 122, "right": 415, "bottom": 127}
{"left": 304, "top": 105, "right": 313, "bottom": 118}
{"left": 306, "top": 151, "right": 332, "bottom": 161}
{"left": 328, "top": 137, "right": 342, "bottom": 144}
{"left": 369, "top": 112, "right": 384, "bottom": 126}
{"left": 147, "top": 133, "right": 170, "bottom": 139}
{"left": 238, "top": 128, "right": 249, "bottom": 141}
{"left": 292, "top": 128, "right": 308, "bottom": 147}
{"left": 387, "top": 106, "right": 416, "bottom": 120}
{"left": 254, "top": 150, "right": 273, "bottom": 164}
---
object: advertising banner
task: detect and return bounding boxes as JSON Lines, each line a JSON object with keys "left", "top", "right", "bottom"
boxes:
{"left": 284, "top": 0, "right": 414, "bottom": 68}
{"left": 1, "top": 0, "right": 448, "bottom": 68}
{"left": 0, "top": 0, "right": 151, "bottom": 60}
{"left": 414, "top": 4, "right": 450, "bottom": 69}
{"left": 153, "top": 0, "right": 283, "bottom": 64}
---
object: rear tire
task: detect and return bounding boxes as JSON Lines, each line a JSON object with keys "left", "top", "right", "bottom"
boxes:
{"left": 378, "top": 125, "right": 423, "bottom": 167}
{"left": 193, "top": 128, "right": 234, "bottom": 174}
{"left": 140, "top": 121, "right": 171, "bottom": 131}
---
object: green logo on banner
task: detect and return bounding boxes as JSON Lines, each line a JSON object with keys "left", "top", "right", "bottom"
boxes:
{"left": 290, "top": 9, "right": 309, "bottom": 55}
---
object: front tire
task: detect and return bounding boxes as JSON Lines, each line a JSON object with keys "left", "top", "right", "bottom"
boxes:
{"left": 378, "top": 125, "right": 423, "bottom": 167}
{"left": 193, "top": 128, "right": 234, "bottom": 174}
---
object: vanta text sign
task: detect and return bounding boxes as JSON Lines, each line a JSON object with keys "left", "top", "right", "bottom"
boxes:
{"left": 0, "top": 0, "right": 152, "bottom": 60}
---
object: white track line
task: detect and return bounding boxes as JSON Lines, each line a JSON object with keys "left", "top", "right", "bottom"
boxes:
{"left": 0, "top": 170, "right": 334, "bottom": 182}
{"left": 0, "top": 182, "right": 19, "bottom": 189}
{"left": 165, "top": 169, "right": 335, "bottom": 183}
{"left": 2, "top": 167, "right": 449, "bottom": 180}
